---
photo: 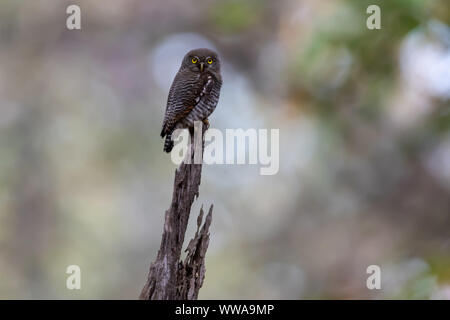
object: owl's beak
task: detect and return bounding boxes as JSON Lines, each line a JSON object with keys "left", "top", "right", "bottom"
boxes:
{"left": 199, "top": 62, "right": 204, "bottom": 72}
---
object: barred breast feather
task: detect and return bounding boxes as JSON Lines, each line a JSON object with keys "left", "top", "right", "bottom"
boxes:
{"left": 160, "top": 68, "right": 222, "bottom": 152}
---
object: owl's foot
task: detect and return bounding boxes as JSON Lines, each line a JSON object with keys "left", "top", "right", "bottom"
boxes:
{"left": 202, "top": 118, "right": 210, "bottom": 130}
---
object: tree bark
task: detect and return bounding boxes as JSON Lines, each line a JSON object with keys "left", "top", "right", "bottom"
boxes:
{"left": 140, "top": 124, "right": 212, "bottom": 300}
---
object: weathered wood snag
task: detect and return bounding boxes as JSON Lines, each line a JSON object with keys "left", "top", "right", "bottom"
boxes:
{"left": 140, "top": 125, "right": 212, "bottom": 300}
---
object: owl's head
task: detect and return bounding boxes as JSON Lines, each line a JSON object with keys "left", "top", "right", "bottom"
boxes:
{"left": 182, "top": 48, "right": 221, "bottom": 74}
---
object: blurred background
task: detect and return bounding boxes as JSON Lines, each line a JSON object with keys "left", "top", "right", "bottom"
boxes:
{"left": 0, "top": 0, "right": 449, "bottom": 299}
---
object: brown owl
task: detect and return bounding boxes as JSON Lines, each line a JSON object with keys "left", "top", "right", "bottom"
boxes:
{"left": 160, "top": 48, "right": 222, "bottom": 153}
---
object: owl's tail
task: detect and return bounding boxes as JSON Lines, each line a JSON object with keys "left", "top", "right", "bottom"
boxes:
{"left": 163, "top": 133, "right": 174, "bottom": 153}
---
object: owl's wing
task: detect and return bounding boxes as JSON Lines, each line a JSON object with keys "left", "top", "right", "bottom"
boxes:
{"left": 160, "top": 72, "right": 215, "bottom": 137}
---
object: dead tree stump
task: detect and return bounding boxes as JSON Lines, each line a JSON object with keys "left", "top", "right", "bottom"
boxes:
{"left": 140, "top": 124, "right": 212, "bottom": 300}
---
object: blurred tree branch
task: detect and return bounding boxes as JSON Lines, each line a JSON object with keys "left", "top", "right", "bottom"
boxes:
{"left": 140, "top": 127, "right": 212, "bottom": 300}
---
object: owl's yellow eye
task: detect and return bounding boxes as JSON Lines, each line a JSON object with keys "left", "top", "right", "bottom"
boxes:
{"left": 207, "top": 58, "right": 213, "bottom": 64}
{"left": 191, "top": 58, "right": 198, "bottom": 64}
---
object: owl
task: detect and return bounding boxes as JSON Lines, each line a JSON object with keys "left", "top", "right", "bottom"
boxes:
{"left": 160, "top": 48, "right": 222, "bottom": 153}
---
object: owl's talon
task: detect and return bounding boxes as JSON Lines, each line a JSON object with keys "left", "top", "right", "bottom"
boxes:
{"left": 202, "top": 119, "right": 210, "bottom": 130}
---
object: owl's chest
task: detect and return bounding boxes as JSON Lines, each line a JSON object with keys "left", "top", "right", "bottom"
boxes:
{"left": 181, "top": 74, "right": 221, "bottom": 126}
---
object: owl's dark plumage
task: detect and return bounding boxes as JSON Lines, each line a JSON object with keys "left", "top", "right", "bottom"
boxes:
{"left": 161, "top": 48, "right": 222, "bottom": 152}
